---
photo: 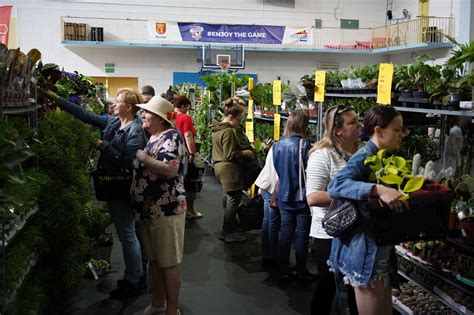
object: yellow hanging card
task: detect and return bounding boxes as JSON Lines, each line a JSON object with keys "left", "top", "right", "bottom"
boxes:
{"left": 274, "top": 113, "right": 281, "bottom": 140}
{"left": 248, "top": 77, "right": 254, "bottom": 91}
{"left": 247, "top": 99, "right": 253, "bottom": 119}
{"left": 377, "top": 63, "right": 394, "bottom": 105}
{"left": 273, "top": 80, "right": 282, "bottom": 106}
{"left": 245, "top": 121, "right": 254, "bottom": 143}
{"left": 314, "top": 70, "right": 326, "bottom": 102}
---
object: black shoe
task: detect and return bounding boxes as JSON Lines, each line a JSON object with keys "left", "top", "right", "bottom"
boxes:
{"left": 296, "top": 270, "right": 317, "bottom": 282}
{"left": 117, "top": 275, "right": 147, "bottom": 289}
{"left": 109, "top": 280, "right": 144, "bottom": 299}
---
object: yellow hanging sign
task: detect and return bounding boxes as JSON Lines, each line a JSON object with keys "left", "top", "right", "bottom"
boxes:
{"left": 247, "top": 99, "right": 253, "bottom": 119}
{"left": 274, "top": 113, "right": 281, "bottom": 141}
{"left": 245, "top": 121, "right": 254, "bottom": 143}
{"left": 314, "top": 70, "right": 326, "bottom": 102}
{"left": 377, "top": 63, "right": 394, "bottom": 105}
{"left": 273, "top": 80, "right": 282, "bottom": 106}
{"left": 248, "top": 77, "right": 254, "bottom": 91}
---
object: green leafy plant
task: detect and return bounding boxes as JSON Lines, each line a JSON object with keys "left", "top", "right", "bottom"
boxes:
{"left": 364, "top": 149, "right": 425, "bottom": 201}
{"left": 445, "top": 36, "right": 474, "bottom": 71}
{"left": 194, "top": 93, "right": 213, "bottom": 159}
{"left": 250, "top": 83, "right": 273, "bottom": 110}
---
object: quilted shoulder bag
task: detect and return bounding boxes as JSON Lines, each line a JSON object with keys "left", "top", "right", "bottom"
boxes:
{"left": 322, "top": 200, "right": 358, "bottom": 237}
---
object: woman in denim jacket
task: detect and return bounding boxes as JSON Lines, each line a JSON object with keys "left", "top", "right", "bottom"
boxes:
{"left": 328, "top": 105, "right": 407, "bottom": 314}
{"left": 45, "top": 88, "right": 147, "bottom": 298}
{"left": 273, "top": 110, "right": 314, "bottom": 281}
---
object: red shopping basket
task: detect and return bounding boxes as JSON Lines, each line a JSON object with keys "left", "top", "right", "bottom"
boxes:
{"left": 358, "top": 182, "right": 455, "bottom": 246}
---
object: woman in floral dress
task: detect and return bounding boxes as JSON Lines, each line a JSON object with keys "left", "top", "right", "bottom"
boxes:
{"left": 131, "top": 95, "right": 186, "bottom": 315}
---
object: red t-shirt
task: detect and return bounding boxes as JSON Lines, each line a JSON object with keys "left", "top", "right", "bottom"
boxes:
{"left": 174, "top": 113, "right": 196, "bottom": 153}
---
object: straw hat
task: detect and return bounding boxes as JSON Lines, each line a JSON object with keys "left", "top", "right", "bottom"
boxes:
{"left": 136, "top": 95, "right": 175, "bottom": 125}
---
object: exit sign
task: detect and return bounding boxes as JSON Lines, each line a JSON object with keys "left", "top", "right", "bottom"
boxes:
{"left": 105, "top": 67, "right": 115, "bottom": 73}
{"left": 105, "top": 63, "right": 115, "bottom": 67}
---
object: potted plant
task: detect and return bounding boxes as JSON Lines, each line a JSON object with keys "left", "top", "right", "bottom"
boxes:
{"left": 364, "top": 149, "right": 425, "bottom": 201}
{"left": 82, "top": 202, "right": 113, "bottom": 262}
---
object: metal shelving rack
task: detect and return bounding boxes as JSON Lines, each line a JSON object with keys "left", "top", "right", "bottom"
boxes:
{"left": 395, "top": 246, "right": 474, "bottom": 314}
{"left": 0, "top": 80, "right": 39, "bottom": 312}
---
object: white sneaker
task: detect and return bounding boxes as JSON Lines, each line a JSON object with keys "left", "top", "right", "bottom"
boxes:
{"left": 143, "top": 302, "right": 167, "bottom": 314}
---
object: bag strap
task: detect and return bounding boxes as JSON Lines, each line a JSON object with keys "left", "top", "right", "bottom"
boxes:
{"left": 298, "top": 138, "right": 307, "bottom": 200}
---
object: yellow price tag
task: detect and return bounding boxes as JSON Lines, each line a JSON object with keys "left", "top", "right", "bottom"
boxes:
{"left": 377, "top": 63, "right": 394, "bottom": 105}
{"left": 245, "top": 121, "right": 254, "bottom": 143}
{"left": 274, "top": 113, "right": 281, "bottom": 141}
{"left": 248, "top": 184, "right": 255, "bottom": 199}
{"left": 314, "top": 70, "right": 326, "bottom": 102}
{"left": 273, "top": 80, "right": 281, "bottom": 106}
{"left": 248, "top": 77, "right": 254, "bottom": 91}
{"left": 247, "top": 99, "right": 253, "bottom": 119}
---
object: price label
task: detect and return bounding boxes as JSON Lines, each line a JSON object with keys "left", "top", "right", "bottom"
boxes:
{"left": 377, "top": 63, "right": 394, "bottom": 105}
{"left": 245, "top": 121, "right": 254, "bottom": 143}
{"left": 248, "top": 77, "right": 254, "bottom": 91}
{"left": 247, "top": 99, "right": 253, "bottom": 119}
{"left": 314, "top": 70, "right": 326, "bottom": 102}
{"left": 273, "top": 80, "right": 281, "bottom": 106}
{"left": 274, "top": 113, "right": 281, "bottom": 140}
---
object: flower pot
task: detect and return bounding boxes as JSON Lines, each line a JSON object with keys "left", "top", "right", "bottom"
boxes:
{"left": 413, "top": 91, "right": 429, "bottom": 99}
{"left": 401, "top": 90, "right": 413, "bottom": 98}
{"left": 91, "top": 245, "right": 113, "bottom": 263}
{"left": 448, "top": 212, "right": 458, "bottom": 231}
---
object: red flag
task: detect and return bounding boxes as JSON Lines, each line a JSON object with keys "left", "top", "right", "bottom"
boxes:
{"left": 0, "top": 6, "right": 13, "bottom": 46}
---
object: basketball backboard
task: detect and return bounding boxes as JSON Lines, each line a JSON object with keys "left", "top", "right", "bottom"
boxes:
{"left": 199, "top": 44, "right": 245, "bottom": 72}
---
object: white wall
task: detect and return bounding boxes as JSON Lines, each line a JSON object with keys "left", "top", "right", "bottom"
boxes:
{"left": 8, "top": 0, "right": 467, "bottom": 94}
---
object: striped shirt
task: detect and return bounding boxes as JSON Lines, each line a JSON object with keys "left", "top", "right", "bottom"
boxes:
{"left": 306, "top": 147, "right": 348, "bottom": 239}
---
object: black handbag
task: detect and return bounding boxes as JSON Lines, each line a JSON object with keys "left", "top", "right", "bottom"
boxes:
{"left": 91, "top": 169, "right": 132, "bottom": 201}
{"left": 322, "top": 200, "right": 358, "bottom": 237}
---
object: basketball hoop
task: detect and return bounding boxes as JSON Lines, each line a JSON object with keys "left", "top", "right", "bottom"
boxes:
{"left": 219, "top": 62, "right": 230, "bottom": 73}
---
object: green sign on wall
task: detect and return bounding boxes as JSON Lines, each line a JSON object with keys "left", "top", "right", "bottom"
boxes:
{"left": 105, "top": 63, "right": 115, "bottom": 74}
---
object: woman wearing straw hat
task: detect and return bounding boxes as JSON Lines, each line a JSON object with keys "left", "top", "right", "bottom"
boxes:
{"left": 131, "top": 95, "right": 186, "bottom": 315}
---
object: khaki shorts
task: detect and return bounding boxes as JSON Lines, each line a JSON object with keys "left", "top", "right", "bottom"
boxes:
{"left": 138, "top": 213, "right": 186, "bottom": 268}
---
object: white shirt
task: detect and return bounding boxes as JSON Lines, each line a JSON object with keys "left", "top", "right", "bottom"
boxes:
{"left": 306, "top": 147, "right": 348, "bottom": 239}
{"left": 254, "top": 147, "right": 279, "bottom": 193}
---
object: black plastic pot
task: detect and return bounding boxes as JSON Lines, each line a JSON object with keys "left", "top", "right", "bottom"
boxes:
{"left": 401, "top": 90, "right": 413, "bottom": 98}
{"left": 412, "top": 91, "right": 429, "bottom": 99}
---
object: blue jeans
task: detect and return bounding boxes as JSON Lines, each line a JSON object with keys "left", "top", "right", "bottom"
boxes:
{"left": 108, "top": 200, "right": 144, "bottom": 284}
{"left": 261, "top": 190, "right": 280, "bottom": 262}
{"left": 279, "top": 207, "right": 311, "bottom": 275}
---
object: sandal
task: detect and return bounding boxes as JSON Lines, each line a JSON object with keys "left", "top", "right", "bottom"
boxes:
{"left": 186, "top": 211, "right": 203, "bottom": 220}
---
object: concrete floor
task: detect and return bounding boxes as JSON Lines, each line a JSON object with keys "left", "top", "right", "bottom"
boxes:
{"left": 65, "top": 169, "right": 319, "bottom": 315}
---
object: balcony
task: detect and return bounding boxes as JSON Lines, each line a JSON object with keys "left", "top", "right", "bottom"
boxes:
{"left": 61, "top": 16, "right": 454, "bottom": 55}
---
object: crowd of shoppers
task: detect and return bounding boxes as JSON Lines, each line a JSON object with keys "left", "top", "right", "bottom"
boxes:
{"left": 45, "top": 79, "right": 409, "bottom": 315}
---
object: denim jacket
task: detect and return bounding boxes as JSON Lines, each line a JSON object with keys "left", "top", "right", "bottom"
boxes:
{"left": 272, "top": 136, "right": 311, "bottom": 211}
{"left": 58, "top": 97, "right": 147, "bottom": 170}
{"left": 327, "top": 140, "right": 397, "bottom": 287}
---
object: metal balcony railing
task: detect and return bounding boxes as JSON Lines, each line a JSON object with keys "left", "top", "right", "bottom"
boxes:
{"left": 61, "top": 16, "right": 455, "bottom": 51}
{"left": 371, "top": 17, "right": 455, "bottom": 49}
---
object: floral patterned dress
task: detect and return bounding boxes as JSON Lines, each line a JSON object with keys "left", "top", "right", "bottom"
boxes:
{"left": 131, "top": 128, "right": 187, "bottom": 220}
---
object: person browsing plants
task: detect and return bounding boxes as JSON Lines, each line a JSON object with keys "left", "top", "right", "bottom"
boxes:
{"left": 43, "top": 88, "right": 147, "bottom": 299}
{"left": 212, "top": 97, "right": 253, "bottom": 243}
{"left": 306, "top": 105, "right": 359, "bottom": 315}
{"left": 173, "top": 95, "right": 203, "bottom": 220}
{"left": 131, "top": 95, "right": 187, "bottom": 315}
{"left": 327, "top": 105, "right": 410, "bottom": 315}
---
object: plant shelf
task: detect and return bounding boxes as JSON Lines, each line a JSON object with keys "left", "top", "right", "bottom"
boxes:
{"left": 394, "top": 106, "right": 474, "bottom": 117}
{"left": 396, "top": 246, "right": 474, "bottom": 296}
{"left": 325, "top": 93, "right": 377, "bottom": 98}
{"left": 1, "top": 206, "right": 39, "bottom": 248}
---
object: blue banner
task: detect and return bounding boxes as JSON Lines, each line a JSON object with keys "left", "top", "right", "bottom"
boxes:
{"left": 178, "top": 23, "right": 285, "bottom": 44}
